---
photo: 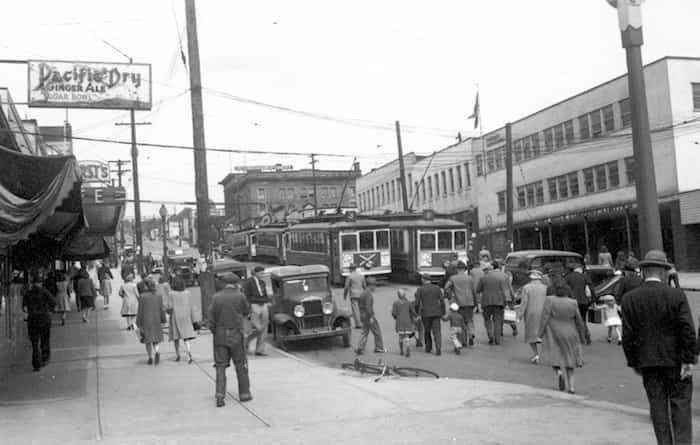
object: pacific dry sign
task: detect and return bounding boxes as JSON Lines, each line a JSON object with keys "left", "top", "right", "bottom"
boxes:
{"left": 28, "top": 60, "right": 152, "bottom": 110}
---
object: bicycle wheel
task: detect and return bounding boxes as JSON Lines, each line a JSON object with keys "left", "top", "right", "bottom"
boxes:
{"left": 394, "top": 367, "right": 440, "bottom": 378}
{"left": 341, "top": 363, "right": 358, "bottom": 371}
{"left": 341, "top": 362, "right": 384, "bottom": 375}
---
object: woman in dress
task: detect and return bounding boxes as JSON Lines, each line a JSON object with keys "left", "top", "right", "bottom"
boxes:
{"left": 164, "top": 276, "right": 198, "bottom": 363}
{"left": 119, "top": 273, "right": 139, "bottom": 330}
{"left": 537, "top": 277, "right": 586, "bottom": 394}
{"left": 517, "top": 270, "right": 548, "bottom": 363}
{"left": 75, "top": 269, "right": 97, "bottom": 323}
{"left": 135, "top": 278, "right": 165, "bottom": 365}
{"left": 54, "top": 271, "right": 71, "bottom": 326}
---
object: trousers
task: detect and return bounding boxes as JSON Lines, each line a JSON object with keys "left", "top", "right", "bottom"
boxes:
{"left": 349, "top": 298, "right": 362, "bottom": 328}
{"left": 214, "top": 329, "right": 250, "bottom": 399}
{"left": 28, "top": 315, "right": 51, "bottom": 370}
{"left": 577, "top": 304, "right": 591, "bottom": 343}
{"left": 356, "top": 314, "right": 383, "bottom": 352}
{"left": 642, "top": 367, "right": 693, "bottom": 445}
{"left": 483, "top": 305, "right": 504, "bottom": 344}
{"left": 458, "top": 305, "right": 475, "bottom": 343}
{"left": 246, "top": 303, "right": 269, "bottom": 354}
{"left": 422, "top": 316, "right": 442, "bottom": 353}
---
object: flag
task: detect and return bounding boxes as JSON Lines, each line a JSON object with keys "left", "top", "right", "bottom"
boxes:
{"left": 468, "top": 92, "right": 480, "bottom": 129}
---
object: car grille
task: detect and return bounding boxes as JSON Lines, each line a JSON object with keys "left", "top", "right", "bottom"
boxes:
{"left": 302, "top": 300, "right": 324, "bottom": 329}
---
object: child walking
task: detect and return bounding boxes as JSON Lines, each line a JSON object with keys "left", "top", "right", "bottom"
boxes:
{"left": 443, "top": 303, "right": 465, "bottom": 355}
{"left": 391, "top": 289, "right": 416, "bottom": 357}
{"left": 593, "top": 295, "right": 622, "bottom": 344}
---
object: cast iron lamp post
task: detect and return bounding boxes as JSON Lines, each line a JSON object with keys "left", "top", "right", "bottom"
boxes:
{"left": 159, "top": 204, "right": 169, "bottom": 280}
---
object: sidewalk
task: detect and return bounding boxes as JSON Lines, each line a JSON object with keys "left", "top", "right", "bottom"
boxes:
{"left": 679, "top": 272, "right": 700, "bottom": 291}
{"left": 0, "top": 283, "right": 673, "bottom": 444}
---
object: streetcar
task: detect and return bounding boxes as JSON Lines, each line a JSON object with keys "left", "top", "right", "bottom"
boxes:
{"left": 221, "top": 227, "right": 255, "bottom": 260}
{"left": 253, "top": 224, "right": 288, "bottom": 265}
{"left": 365, "top": 211, "right": 468, "bottom": 283}
{"left": 284, "top": 216, "right": 391, "bottom": 285}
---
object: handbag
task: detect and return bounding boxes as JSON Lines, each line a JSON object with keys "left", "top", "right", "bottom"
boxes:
{"left": 503, "top": 308, "right": 517, "bottom": 323}
{"left": 587, "top": 307, "right": 602, "bottom": 324}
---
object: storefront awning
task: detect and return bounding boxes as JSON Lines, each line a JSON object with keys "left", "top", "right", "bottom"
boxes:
{"left": 0, "top": 144, "right": 84, "bottom": 249}
{"left": 61, "top": 234, "right": 110, "bottom": 261}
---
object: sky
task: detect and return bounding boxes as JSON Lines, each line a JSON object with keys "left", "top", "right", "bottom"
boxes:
{"left": 1, "top": 1, "right": 699, "bottom": 218}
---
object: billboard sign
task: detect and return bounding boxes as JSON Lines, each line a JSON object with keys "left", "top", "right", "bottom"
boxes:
{"left": 79, "top": 160, "right": 110, "bottom": 184}
{"left": 28, "top": 60, "right": 152, "bottom": 110}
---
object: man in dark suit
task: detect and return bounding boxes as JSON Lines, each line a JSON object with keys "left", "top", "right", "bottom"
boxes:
{"left": 414, "top": 274, "right": 445, "bottom": 355}
{"left": 242, "top": 266, "right": 270, "bottom": 356}
{"left": 621, "top": 250, "right": 697, "bottom": 445}
{"left": 565, "top": 266, "right": 595, "bottom": 345}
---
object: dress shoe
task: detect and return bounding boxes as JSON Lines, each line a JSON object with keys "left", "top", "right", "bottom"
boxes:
{"left": 188, "top": 353, "right": 194, "bottom": 364}
{"left": 488, "top": 338, "right": 494, "bottom": 345}
{"left": 435, "top": 350, "right": 441, "bottom": 356}
{"left": 216, "top": 397, "right": 225, "bottom": 407}
{"left": 147, "top": 357, "right": 153, "bottom": 365}
{"left": 154, "top": 352, "right": 160, "bottom": 365}
{"left": 254, "top": 352, "right": 267, "bottom": 356}
{"left": 239, "top": 393, "right": 253, "bottom": 402}
{"left": 468, "top": 336, "right": 475, "bottom": 347}
{"left": 558, "top": 372, "right": 565, "bottom": 391}
{"left": 374, "top": 348, "right": 386, "bottom": 353}
{"left": 175, "top": 355, "right": 181, "bottom": 362}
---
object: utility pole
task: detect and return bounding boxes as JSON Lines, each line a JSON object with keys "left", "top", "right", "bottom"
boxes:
{"left": 115, "top": 109, "right": 151, "bottom": 277}
{"left": 310, "top": 154, "right": 318, "bottom": 216}
{"left": 109, "top": 159, "right": 131, "bottom": 250}
{"left": 185, "top": 0, "right": 212, "bottom": 261}
{"left": 395, "top": 121, "right": 410, "bottom": 212}
{"left": 608, "top": 0, "right": 662, "bottom": 255}
{"left": 505, "top": 122, "right": 514, "bottom": 252}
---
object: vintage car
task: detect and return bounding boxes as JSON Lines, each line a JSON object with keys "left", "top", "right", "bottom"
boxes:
{"left": 505, "top": 250, "right": 585, "bottom": 296}
{"left": 169, "top": 254, "right": 198, "bottom": 287}
{"left": 210, "top": 258, "right": 248, "bottom": 281}
{"left": 265, "top": 265, "right": 352, "bottom": 350}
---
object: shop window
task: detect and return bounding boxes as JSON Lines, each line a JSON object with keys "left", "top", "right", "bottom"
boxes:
{"left": 448, "top": 168, "right": 455, "bottom": 193}
{"left": 595, "top": 164, "right": 607, "bottom": 190}
{"left": 603, "top": 105, "right": 615, "bottom": 132}
{"left": 564, "top": 120, "right": 574, "bottom": 145}
{"left": 693, "top": 83, "right": 700, "bottom": 110}
{"left": 584, "top": 168, "right": 595, "bottom": 193}
{"left": 625, "top": 157, "right": 635, "bottom": 184}
{"left": 578, "top": 114, "right": 590, "bottom": 140}
{"left": 558, "top": 175, "right": 569, "bottom": 199}
{"left": 513, "top": 141, "right": 522, "bottom": 163}
{"left": 619, "top": 98, "right": 631, "bottom": 128}
{"left": 530, "top": 134, "right": 540, "bottom": 157}
{"left": 535, "top": 182, "right": 544, "bottom": 205}
{"left": 608, "top": 161, "right": 620, "bottom": 187}
{"left": 523, "top": 138, "right": 532, "bottom": 160}
{"left": 517, "top": 186, "right": 527, "bottom": 208}
{"left": 568, "top": 172, "right": 579, "bottom": 197}
{"left": 548, "top": 178, "right": 558, "bottom": 201}
{"left": 456, "top": 166, "right": 463, "bottom": 189}
{"left": 475, "top": 155, "right": 484, "bottom": 177}
{"left": 497, "top": 191, "right": 506, "bottom": 213}
{"left": 590, "top": 110, "right": 602, "bottom": 138}
{"left": 544, "top": 128, "right": 554, "bottom": 153}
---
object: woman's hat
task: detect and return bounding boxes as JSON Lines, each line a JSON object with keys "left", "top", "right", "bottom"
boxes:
{"left": 529, "top": 270, "right": 543, "bottom": 280}
{"left": 638, "top": 249, "right": 672, "bottom": 269}
{"left": 601, "top": 294, "right": 615, "bottom": 302}
{"left": 450, "top": 302, "right": 459, "bottom": 311}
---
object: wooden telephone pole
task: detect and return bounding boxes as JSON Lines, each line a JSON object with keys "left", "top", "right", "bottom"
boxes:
{"left": 396, "top": 121, "right": 410, "bottom": 212}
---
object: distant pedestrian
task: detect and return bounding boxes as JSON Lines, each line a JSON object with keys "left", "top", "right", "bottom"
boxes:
{"left": 444, "top": 261, "right": 477, "bottom": 347}
{"left": 121, "top": 259, "right": 135, "bottom": 281}
{"left": 614, "top": 250, "right": 628, "bottom": 271}
{"left": 344, "top": 264, "right": 365, "bottom": 330}
{"left": 164, "top": 276, "right": 198, "bottom": 363}
{"left": 621, "top": 250, "right": 696, "bottom": 445}
{"left": 355, "top": 276, "right": 385, "bottom": 355}
{"left": 410, "top": 297, "right": 424, "bottom": 348}
{"left": 615, "top": 261, "right": 643, "bottom": 304}
{"left": 565, "top": 266, "right": 595, "bottom": 345}
{"left": 537, "top": 277, "right": 586, "bottom": 394}
{"left": 441, "top": 260, "right": 458, "bottom": 288}
{"left": 470, "top": 260, "right": 486, "bottom": 314}
{"left": 135, "top": 278, "right": 165, "bottom": 365}
{"left": 414, "top": 274, "right": 445, "bottom": 355}
{"left": 23, "top": 271, "right": 55, "bottom": 372}
{"left": 75, "top": 269, "right": 97, "bottom": 323}
{"left": 119, "top": 273, "right": 139, "bottom": 330}
{"left": 442, "top": 303, "right": 464, "bottom": 355}
{"left": 593, "top": 295, "right": 622, "bottom": 344}
{"left": 243, "top": 266, "right": 270, "bottom": 356}
{"left": 97, "top": 261, "right": 113, "bottom": 309}
{"left": 476, "top": 261, "right": 513, "bottom": 345}
{"left": 53, "top": 271, "right": 71, "bottom": 326}
{"left": 391, "top": 288, "right": 416, "bottom": 357}
{"left": 598, "top": 245, "right": 613, "bottom": 267}
{"left": 208, "top": 272, "right": 252, "bottom": 407}
{"left": 68, "top": 263, "right": 82, "bottom": 312}
{"left": 518, "top": 270, "right": 548, "bottom": 363}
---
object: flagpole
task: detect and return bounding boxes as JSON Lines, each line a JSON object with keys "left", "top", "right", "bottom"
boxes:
{"left": 477, "top": 84, "right": 486, "bottom": 179}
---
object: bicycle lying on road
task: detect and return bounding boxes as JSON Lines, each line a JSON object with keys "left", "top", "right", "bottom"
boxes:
{"left": 340, "top": 358, "right": 439, "bottom": 382}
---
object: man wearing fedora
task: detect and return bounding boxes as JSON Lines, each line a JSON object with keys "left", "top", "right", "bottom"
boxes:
{"left": 621, "top": 249, "right": 697, "bottom": 445}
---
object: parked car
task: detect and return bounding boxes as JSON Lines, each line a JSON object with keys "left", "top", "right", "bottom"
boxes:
{"left": 210, "top": 258, "right": 248, "bottom": 281}
{"left": 505, "top": 250, "right": 585, "bottom": 298}
{"left": 266, "top": 265, "right": 352, "bottom": 350}
{"left": 169, "top": 254, "right": 198, "bottom": 286}
{"left": 584, "top": 265, "right": 616, "bottom": 288}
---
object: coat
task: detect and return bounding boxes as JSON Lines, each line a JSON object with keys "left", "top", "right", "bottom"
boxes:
{"left": 615, "top": 273, "right": 643, "bottom": 304}
{"left": 538, "top": 295, "right": 586, "bottom": 368}
{"left": 76, "top": 277, "right": 97, "bottom": 309}
{"left": 119, "top": 281, "right": 139, "bottom": 316}
{"left": 621, "top": 280, "right": 697, "bottom": 369}
{"left": 414, "top": 283, "right": 445, "bottom": 318}
{"left": 164, "top": 289, "right": 197, "bottom": 341}
{"left": 54, "top": 281, "right": 71, "bottom": 312}
{"left": 136, "top": 291, "right": 164, "bottom": 344}
{"left": 243, "top": 276, "right": 269, "bottom": 304}
{"left": 391, "top": 298, "right": 415, "bottom": 333}
{"left": 208, "top": 286, "right": 251, "bottom": 346}
{"left": 564, "top": 271, "right": 595, "bottom": 306}
{"left": 518, "top": 280, "right": 548, "bottom": 344}
{"left": 445, "top": 271, "right": 476, "bottom": 307}
{"left": 476, "top": 270, "right": 512, "bottom": 307}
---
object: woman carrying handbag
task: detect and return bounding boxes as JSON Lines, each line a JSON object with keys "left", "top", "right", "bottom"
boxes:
{"left": 135, "top": 278, "right": 165, "bottom": 365}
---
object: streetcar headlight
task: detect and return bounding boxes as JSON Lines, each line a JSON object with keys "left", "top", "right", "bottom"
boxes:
{"left": 322, "top": 302, "right": 333, "bottom": 315}
{"left": 381, "top": 252, "right": 390, "bottom": 266}
{"left": 342, "top": 253, "right": 353, "bottom": 267}
{"left": 293, "top": 305, "right": 305, "bottom": 318}
{"left": 420, "top": 252, "right": 432, "bottom": 267}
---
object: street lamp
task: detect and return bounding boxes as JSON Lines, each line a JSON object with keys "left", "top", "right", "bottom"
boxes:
{"left": 159, "top": 204, "right": 169, "bottom": 280}
{"left": 606, "top": 0, "right": 663, "bottom": 255}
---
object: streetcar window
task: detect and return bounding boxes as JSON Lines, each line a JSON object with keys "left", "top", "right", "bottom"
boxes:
{"left": 420, "top": 233, "right": 436, "bottom": 250}
{"left": 359, "top": 231, "right": 374, "bottom": 250}
{"left": 390, "top": 230, "right": 405, "bottom": 252}
{"left": 342, "top": 234, "right": 357, "bottom": 251}
{"left": 454, "top": 231, "right": 466, "bottom": 250}
{"left": 438, "top": 231, "right": 452, "bottom": 250}
{"left": 376, "top": 230, "right": 389, "bottom": 250}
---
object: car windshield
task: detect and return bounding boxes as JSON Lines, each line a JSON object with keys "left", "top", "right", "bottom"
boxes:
{"left": 282, "top": 277, "right": 328, "bottom": 296}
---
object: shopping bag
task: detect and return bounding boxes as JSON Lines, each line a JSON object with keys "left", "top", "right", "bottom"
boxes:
{"left": 587, "top": 308, "right": 602, "bottom": 324}
{"left": 503, "top": 309, "right": 517, "bottom": 323}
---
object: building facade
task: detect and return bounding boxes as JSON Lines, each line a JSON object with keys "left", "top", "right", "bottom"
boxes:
{"left": 220, "top": 167, "right": 360, "bottom": 228}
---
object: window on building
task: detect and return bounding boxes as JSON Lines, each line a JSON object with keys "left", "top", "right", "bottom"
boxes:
{"left": 514, "top": 140, "right": 522, "bottom": 163}
{"left": 595, "top": 164, "right": 607, "bottom": 191}
{"left": 531, "top": 134, "right": 541, "bottom": 157}
{"left": 535, "top": 182, "right": 544, "bottom": 205}
{"left": 603, "top": 105, "right": 615, "bottom": 132}
{"left": 370, "top": 189, "right": 375, "bottom": 208}
{"left": 434, "top": 174, "right": 440, "bottom": 197}
{"left": 625, "top": 157, "right": 635, "bottom": 184}
{"left": 568, "top": 172, "right": 579, "bottom": 197}
{"left": 487, "top": 150, "right": 495, "bottom": 172}
{"left": 320, "top": 187, "right": 329, "bottom": 200}
{"left": 583, "top": 168, "right": 595, "bottom": 193}
{"left": 448, "top": 168, "right": 455, "bottom": 193}
{"left": 578, "top": 114, "right": 590, "bottom": 140}
{"left": 414, "top": 181, "right": 420, "bottom": 202}
{"left": 517, "top": 186, "right": 527, "bottom": 208}
{"left": 548, "top": 178, "right": 558, "bottom": 201}
{"left": 407, "top": 174, "right": 413, "bottom": 197}
{"left": 456, "top": 165, "right": 463, "bottom": 189}
{"left": 494, "top": 148, "right": 503, "bottom": 169}
{"left": 557, "top": 175, "right": 569, "bottom": 199}
{"left": 497, "top": 191, "right": 506, "bottom": 213}
{"left": 619, "top": 98, "right": 631, "bottom": 128}
{"left": 380, "top": 184, "right": 385, "bottom": 205}
{"left": 441, "top": 171, "right": 447, "bottom": 195}
{"left": 330, "top": 186, "right": 338, "bottom": 199}
{"left": 427, "top": 177, "right": 433, "bottom": 199}
{"left": 693, "top": 83, "right": 700, "bottom": 110}
{"left": 590, "top": 109, "right": 602, "bottom": 137}
{"left": 391, "top": 180, "right": 396, "bottom": 202}
{"left": 554, "top": 124, "right": 564, "bottom": 149}
{"left": 608, "top": 161, "right": 620, "bottom": 187}
{"left": 257, "top": 188, "right": 266, "bottom": 200}
{"left": 475, "top": 155, "right": 484, "bottom": 177}
{"left": 564, "top": 120, "right": 574, "bottom": 145}
{"left": 288, "top": 188, "right": 295, "bottom": 199}
{"left": 523, "top": 138, "right": 532, "bottom": 160}
{"left": 526, "top": 184, "right": 535, "bottom": 207}
{"left": 300, "top": 187, "right": 308, "bottom": 199}
{"left": 279, "top": 188, "right": 286, "bottom": 200}
{"left": 544, "top": 128, "right": 554, "bottom": 153}
{"left": 465, "top": 162, "right": 471, "bottom": 186}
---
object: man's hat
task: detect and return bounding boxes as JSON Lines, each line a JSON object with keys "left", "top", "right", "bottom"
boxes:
{"left": 253, "top": 266, "right": 265, "bottom": 273}
{"left": 529, "top": 270, "right": 543, "bottom": 280}
{"left": 638, "top": 249, "right": 672, "bottom": 269}
{"left": 420, "top": 273, "right": 432, "bottom": 281}
{"left": 601, "top": 294, "right": 615, "bottom": 302}
{"left": 456, "top": 260, "right": 467, "bottom": 269}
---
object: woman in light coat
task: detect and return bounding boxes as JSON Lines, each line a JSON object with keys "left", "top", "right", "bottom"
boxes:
{"left": 119, "top": 273, "right": 139, "bottom": 330}
{"left": 164, "top": 276, "right": 198, "bottom": 363}
{"left": 54, "top": 271, "right": 71, "bottom": 326}
{"left": 517, "top": 270, "right": 548, "bottom": 363}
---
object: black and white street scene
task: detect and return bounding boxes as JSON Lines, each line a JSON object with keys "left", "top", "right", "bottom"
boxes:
{"left": 2, "top": 1, "right": 700, "bottom": 444}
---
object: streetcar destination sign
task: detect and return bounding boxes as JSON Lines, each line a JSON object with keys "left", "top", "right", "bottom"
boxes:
{"left": 28, "top": 60, "right": 152, "bottom": 110}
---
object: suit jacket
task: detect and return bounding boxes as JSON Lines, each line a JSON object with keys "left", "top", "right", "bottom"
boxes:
{"left": 243, "top": 276, "right": 269, "bottom": 304}
{"left": 621, "top": 280, "right": 697, "bottom": 369}
{"left": 414, "top": 283, "right": 445, "bottom": 318}
{"left": 476, "top": 270, "right": 512, "bottom": 307}
{"left": 565, "top": 271, "right": 595, "bottom": 306}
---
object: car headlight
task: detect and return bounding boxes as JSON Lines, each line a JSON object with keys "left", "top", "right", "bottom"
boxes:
{"left": 420, "top": 252, "right": 432, "bottom": 267}
{"left": 342, "top": 253, "right": 353, "bottom": 267}
{"left": 381, "top": 252, "right": 390, "bottom": 266}
{"left": 322, "top": 302, "right": 333, "bottom": 315}
{"left": 293, "top": 305, "right": 305, "bottom": 318}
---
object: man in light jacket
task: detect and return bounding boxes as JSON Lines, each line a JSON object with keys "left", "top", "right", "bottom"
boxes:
{"left": 444, "top": 261, "right": 476, "bottom": 347}
{"left": 476, "top": 261, "right": 513, "bottom": 345}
